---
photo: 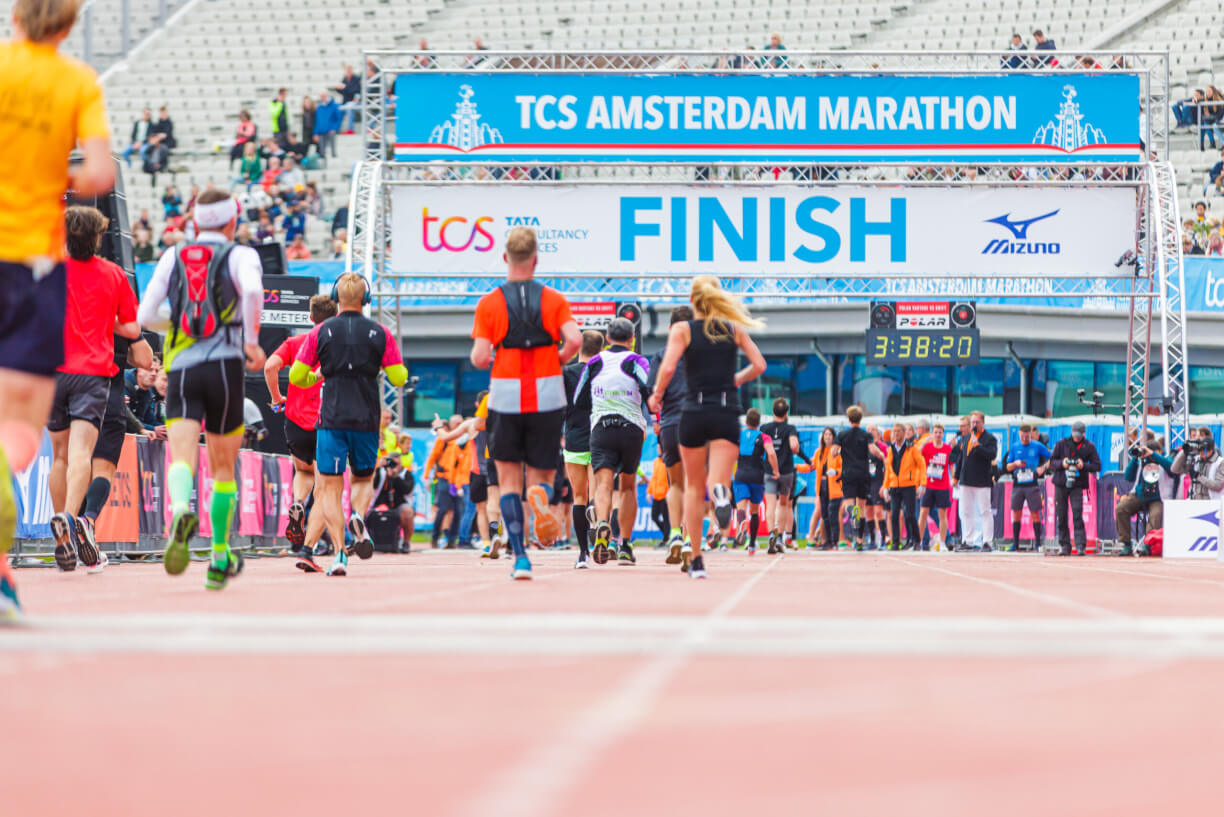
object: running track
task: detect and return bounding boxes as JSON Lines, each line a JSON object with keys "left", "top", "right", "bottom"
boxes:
{"left": 2, "top": 549, "right": 1222, "bottom": 816}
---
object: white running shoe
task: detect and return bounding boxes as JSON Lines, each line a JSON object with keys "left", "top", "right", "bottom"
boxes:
{"left": 86, "top": 549, "right": 109, "bottom": 575}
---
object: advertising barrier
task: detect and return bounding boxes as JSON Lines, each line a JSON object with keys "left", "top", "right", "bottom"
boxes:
{"left": 392, "top": 185, "right": 1135, "bottom": 278}
{"left": 1162, "top": 500, "right": 1222, "bottom": 559}
{"left": 392, "top": 72, "right": 1141, "bottom": 163}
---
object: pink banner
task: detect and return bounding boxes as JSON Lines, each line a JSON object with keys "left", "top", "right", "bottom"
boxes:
{"left": 238, "top": 450, "right": 264, "bottom": 535}
{"left": 197, "top": 445, "right": 213, "bottom": 538}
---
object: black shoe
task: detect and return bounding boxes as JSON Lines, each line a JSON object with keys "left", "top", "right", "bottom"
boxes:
{"left": 617, "top": 543, "right": 636, "bottom": 565}
{"left": 286, "top": 502, "right": 306, "bottom": 548}
{"left": 51, "top": 513, "right": 77, "bottom": 572}
{"left": 1118, "top": 542, "right": 1134, "bottom": 557}
{"left": 1059, "top": 544, "right": 1072, "bottom": 557}
{"left": 981, "top": 543, "right": 993, "bottom": 553}
{"left": 296, "top": 549, "right": 323, "bottom": 573}
{"left": 689, "top": 554, "right": 707, "bottom": 579}
{"left": 1075, "top": 545, "right": 1086, "bottom": 557}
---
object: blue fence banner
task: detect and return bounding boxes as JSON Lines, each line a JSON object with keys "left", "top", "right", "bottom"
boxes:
{"left": 393, "top": 72, "right": 1142, "bottom": 163}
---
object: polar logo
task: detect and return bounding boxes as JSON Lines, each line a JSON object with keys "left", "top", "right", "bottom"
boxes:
{"left": 1188, "top": 536, "right": 1219, "bottom": 552}
{"left": 982, "top": 210, "right": 1061, "bottom": 255}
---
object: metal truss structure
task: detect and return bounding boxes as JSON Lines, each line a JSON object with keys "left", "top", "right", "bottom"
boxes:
{"left": 351, "top": 49, "right": 1187, "bottom": 440}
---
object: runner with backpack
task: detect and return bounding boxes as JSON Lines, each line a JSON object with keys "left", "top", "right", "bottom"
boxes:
{"left": 137, "top": 191, "right": 266, "bottom": 590}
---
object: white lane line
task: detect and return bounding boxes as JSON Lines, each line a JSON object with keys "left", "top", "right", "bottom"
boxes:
{"left": 1035, "top": 559, "right": 1224, "bottom": 588}
{"left": 457, "top": 555, "right": 784, "bottom": 817}
{"left": 895, "top": 557, "right": 1125, "bottom": 619}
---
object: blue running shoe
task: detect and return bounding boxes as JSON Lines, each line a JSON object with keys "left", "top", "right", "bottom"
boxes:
{"left": 0, "top": 570, "right": 21, "bottom": 623}
{"left": 511, "top": 554, "right": 533, "bottom": 580}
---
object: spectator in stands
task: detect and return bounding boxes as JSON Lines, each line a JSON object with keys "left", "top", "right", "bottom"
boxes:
{"left": 150, "top": 105, "right": 175, "bottom": 150}
{"left": 286, "top": 234, "right": 312, "bottom": 260}
{"left": 1076, "top": 55, "right": 1101, "bottom": 70}
{"left": 258, "top": 137, "right": 284, "bottom": 162}
{"left": 255, "top": 210, "right": 277, "bottom": 243}
{"left": 1204, "top": 148, "right": 1224, "bottom": 195}
{"left": 270, "top": 88, "right": 289, "bottom": 147}
{"left": 260, "top": 156, "right": 283, "bottom": 191}
{"left": 417, "top": 37, "right": 435, "bottom": 69}
{"left": 161, "top": 184, "right": 182, "bottom": 219}
{"left": 1175, "top": 89, "right": 1204, "bottom": 129}
{"left": 304, "top": 181, "right": 323, "bottom": 218}
{"left": 235, "top": 223, "right": 254, "bottom": 246}
{"left": 1031, "top": 29, "right": 1056, "bottom": 67}
{"left": 229, "top": 109, "right": 256, "bottom": 168}
{"left": 283, "top": 202, "right": 306, "bottom": 243}
{"left": 143, "top": 133, "right": 170, "bottom": 186}
{"left": 237, "top": 141, "right": 262, "bottom": 186}
{"left": 334, "top": 65, "right": 361, "bottom": 133}
{"left": 762, "top": 32, "right": 787, "bottom": 68}
{"left": 125, "top": 363, "right": 163, "bottom": 432}
{"left": 136, "top": 209, "right": 153, "bottom": 233}
{"left": 282, "top": 131, "right": 309, "bottom": 161}
{"left": 329, "top": 237, "right": 345, "bottom": 260}
{"left": 122, "top": 107, "right": 153, "bottom": 166}
{"left": 1200, "top": 86, "right": 1224, "bottom": 150}
{"left": 464, "top": 36, "right": 490, "bottom": 68}
{"left": 332, "top": 206, "right": 349, "bottom": 236}
{"left": 1004, "top": 34, "right": 1028, "bottom": 69}
{"left": 315, "top": 92, "right": 339, "bottom": 161}
{"left": 1209, "top": 234, "right": 1224, "bottom": 257}
{"left": 1184, "top": 233, "right": 1205, "bottom": 256}
{"left": 279, "top": 156, "right": 306, "bottom": 192}
{"left": 301, "top": 96, "right": 317, "bottom": 158}
{"left": 133, "top": 228, "right": 155, "bottom": 263}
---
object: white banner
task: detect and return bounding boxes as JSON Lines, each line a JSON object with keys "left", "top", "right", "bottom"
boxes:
{"left": 392, "top": 185, "right": 1136, "bottom": 277}
{"left": 1162, "top": 499, "right": 1221, "bottom": 559}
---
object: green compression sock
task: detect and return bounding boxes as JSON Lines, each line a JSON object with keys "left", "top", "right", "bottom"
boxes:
{"left": 169, "top": 461, "right": 194, "bottom": 515}
{"left": 210, "top": 480, "right": 238, "bottom": 561}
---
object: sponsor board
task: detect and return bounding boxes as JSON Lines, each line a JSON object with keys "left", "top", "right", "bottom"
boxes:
{"left": 393, "top": 73, "right": 1141, "bottom": 163}
{"left": 393, "top": 185, "right": 1135, "bottom": 277}
{"left": 1162, "top": 499, "right": 1222, "bottom": 559}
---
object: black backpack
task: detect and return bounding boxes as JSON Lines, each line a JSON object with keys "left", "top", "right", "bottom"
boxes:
{"left": 499, "top": 280, "right": 555, "bottom": 350}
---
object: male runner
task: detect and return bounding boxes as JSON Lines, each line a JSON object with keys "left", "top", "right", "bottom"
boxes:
{"left": 760, "top": 397, "right": 800, "bottom": 552}
{"left": 0, "top": 0, "right": 114, "bottom": 617}
{"left": 918, "top": 423, "right": 954, "bottom": 550}
{"left": 647, "top": 305, "right": 693, "bottom": 564}
{"left": 562, "top": 330, "right": 603, "bottom": 567}
{"left": 731, "top": 408, "right": 780, "bottom": 554}
{"left": 137, "top": 190, "right": 265, "bottom": 590}
{"left": 290, "top": 273, "right": 406, "bottom": 576}
{"left": 573, "top": 317, "right": 650, "bottom": 566}
{"left": 864, "top": 425, "right": 889, "bottom": 549}
{"left": 265, "top": 294, "right": 338, "bottom": 552}
{"left": 1003, "top": 423, "right": 1051, "bottom": 552}
{"left": 469, "top": 227, "right": 580, "bottom": 580}
{"left": 48, "top": 206, "right": 141, "bottom": 571}
{"left": 836, "top": 406, "right": 879, "bottom": 550}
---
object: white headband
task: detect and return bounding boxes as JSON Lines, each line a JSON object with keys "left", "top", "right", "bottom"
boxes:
{"left": 195, "top": 197, "right": 239, "bottom": 229}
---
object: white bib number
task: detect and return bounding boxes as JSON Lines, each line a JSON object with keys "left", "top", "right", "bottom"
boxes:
{"left": 1016, "top": 468, "right": 1034, "bottom": 483}
{"left": 927, "top": 464, "right": 944, "bottom": 479}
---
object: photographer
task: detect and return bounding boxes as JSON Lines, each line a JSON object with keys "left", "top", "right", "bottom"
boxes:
{"left": 372, "top": 453, "right": 416, "bottom": 552}
{"left": 1049, "top": 421, "right": 1102, "bottom": 556}
{"left": 1171, "top": 427, "right": 1224, "bottom": 500}
{"left": 1116, "top": 436, "right": 1174, "bottom": 557}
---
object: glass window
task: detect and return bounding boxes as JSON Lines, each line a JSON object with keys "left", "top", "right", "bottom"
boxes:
{"left": 836, "top": 355, "right": 856, "bottom": 412}
{"left": 853, "top": 357, "right": 903, "bottom": 414}
{"left": 457, "top": 361, "right": 490, "bottom": 417}
{"left": 907, "top": 366, "right": 950, "bottom": 414}
{"left": 1004, "top": 358, "right": 1022, "bottom": 414}
{"left": 1190, "top": 366, "right": 1224, "bottom": 413}
{"left": 794, "top": 355, "right": 829, "bottom": 416}
{"left": 1040, "top": 360, "right": 1093, "bottom": 417}
{"left": 1094, "top": 363, "right": 1126, "bottom": 416}
{"left": 747, "top": 356, "right": 795, "bottom": 414}
{"left": 409, "top": 360, "right": 457, "bottom": 424}
{"left": 955, "top": 358, "right": 1005, "bottom": 416}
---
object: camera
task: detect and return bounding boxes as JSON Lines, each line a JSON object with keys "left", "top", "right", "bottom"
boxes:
{"left": 1184, "top": 439, "right": 1204, "bottom": 455}
{"left": 405, "top": 375, "right": 420, "bottom": 395}
{"left": 1062, "top": 458, "right": 1079, "bottom": 489}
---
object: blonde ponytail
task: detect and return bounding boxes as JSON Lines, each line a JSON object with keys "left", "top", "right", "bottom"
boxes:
{"left": 689, "top": 275, "right": 764, "bottom": 341}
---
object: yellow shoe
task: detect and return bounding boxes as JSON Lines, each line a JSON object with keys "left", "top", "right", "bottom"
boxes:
{"left": 0, "top": 447, "right": 15, "bottom": 557}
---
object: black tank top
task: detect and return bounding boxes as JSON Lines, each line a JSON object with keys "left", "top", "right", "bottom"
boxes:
{"left": 682, "top": 319, "right": 738, "bottom": 412}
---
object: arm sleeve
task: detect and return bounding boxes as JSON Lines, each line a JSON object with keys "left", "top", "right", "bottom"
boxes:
{"left": 230, "top": 247, "right": 264, "bottom": 345}
{"left": 288, "top": 325, "right": 321, "bottom": 387}
{"left": 116, "top": 271, "right": 138, "bottom": 323}
{"left": 137, "top": 248, "right": 177, "bottom": 330}
{"left": 573, "top": 355, "right": 601, "bottom": 404}
{"left": 1124, "top": 458, "right": 1139, "bottom": 481}
{"left": 381, "top": 325, "right": 407, "bottom": 387}
{"left": 1171, "top": 450, "right": 1187, "bottom": 475}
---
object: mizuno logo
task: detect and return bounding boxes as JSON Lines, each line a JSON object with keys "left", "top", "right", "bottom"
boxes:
{"left": 1189, "top": 536, "right": 1219, "bottom": 552}
{"left": 984, "top": 210, "right": 1060, "bottom": 239}
{"left": 1193, "top": 509, "right": 1220, "bottom": 527}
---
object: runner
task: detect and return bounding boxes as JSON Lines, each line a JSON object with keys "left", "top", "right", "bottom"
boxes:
{"left": 918, "top": 423, "right": 954, "bottom": 550}
{"left": 562, "top": 330, "right": 603, "bottom": 567}
{"left": 882, "top": 421, "right": 925, "bottom": 550}
{"left": 45, "top": 207, "right": 142, "bottom": 571}
{"left": 572, "top": 317, "right": 650, "bottom": 566}
{"left": 647, "top": 305, "right": 693, "bottom": 565}
{"left": 760, "top": 398, "right": 800, "bottom": 552}
{"left": 731, "top": 408, "right": 780, "bottom": 554}
{"left": 137, "top": 190, "right": 265, "bottom": 590}
{"left": 865, "top": 425, "right": 889, "bottom": 549}
{"left": 648, "top": 276, "right": 766, "bottom": 579}
{"left": 836, "top": 406, "right": 879, "bottom": 550}
{"left": 290, "top": 273, "right": 406, "bottom": 576}
{"left": 647, "top": 455, "right": 670, "bottom": 542}
{"left": 0, "top": 0, "right": 114, "bottom": 617}
{"left": 550, "top": 446, "right": 572, "bottom": 547}
{"left": 469, "top": 227, "right": 580, "bottom": 580}
{"left": 1003, "top": 423, "right": 1051, "bottom": 552}
{"left": 264, "top": 293, "right": 338, "bottom": 553}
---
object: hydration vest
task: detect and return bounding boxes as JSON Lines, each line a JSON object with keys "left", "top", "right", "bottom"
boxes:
{"left": 168, "top": 241, "right": 240, "bottom": 346}
{"left": 499, "top": 280, "right": 554, "bottom": 350}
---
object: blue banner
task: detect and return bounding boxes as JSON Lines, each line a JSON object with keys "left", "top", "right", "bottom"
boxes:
{"left": 393, "top": 72, "right": 1141, "bottom": 163}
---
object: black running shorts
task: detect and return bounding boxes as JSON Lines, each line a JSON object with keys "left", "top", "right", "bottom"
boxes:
{"left": 0, "top": 261, "right": 66, "bottom": 378}
{"left": 921, "top": 488, "right": 952, "bottom": 509}
{"left": 658, "top": 422, "right": 682, "bottom": 467}
{"left": 487, "top": 409, "right": 564, "bottom": 471}
{"left": 678, "top": 409, "right": 738, "bottom": 448}
{"left": 284, "top": 417, "right": 317, "bottom": 464}
{"left": 91, "top": 373, "right": 129, "bottom": 465}
{"left": 1011, "top": 483, "right": 1043, "bottom": 514}
{"left": 165, "top": 358, "right": 246, "bottom": 436}
{"left": 469, "top": 472, "right": 488, "bottom": 504}
{"left": 47, "top": 372, "right": 110, "bottom": 431}
{"left": 841, "top": 475, "right": 870, "bottom": 500}
{"left": 591, "top": 420, "right": 644, "bottom": 476}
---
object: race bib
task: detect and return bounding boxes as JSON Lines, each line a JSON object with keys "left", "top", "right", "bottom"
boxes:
{"left": 868, "top": 461, "right": 878, "bottom": 477}
{"left": 927, "top": 464, "right": 944, "bottom": 479}
{"left": 1016, "top": 468, "right": 1034, "bottom": 483}
{"left": 827, "top": 468, "right": 837, "bottom": 477}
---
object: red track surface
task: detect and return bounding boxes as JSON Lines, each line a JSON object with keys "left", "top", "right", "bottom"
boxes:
{"left": 2, "top": 549, "right": 1223, "bottom": 817}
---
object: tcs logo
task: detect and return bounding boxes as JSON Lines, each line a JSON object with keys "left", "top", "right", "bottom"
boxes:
{"left": 422, "top": 208, "right": 495, "bottom": 252}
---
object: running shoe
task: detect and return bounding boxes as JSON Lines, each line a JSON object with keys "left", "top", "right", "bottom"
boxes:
{"left": 1074, "top": 544, "right": 1085, "bottom": 557}
{"left": 1006, "top": 543, "right": 1020, "bottom": 553}
{"left": 0, "top": 448, "right": 15, "bottom": 562}
{"left": 86, "top": 548, "right": 109, "bottom": 575}
{"left": 617, "top": 542, "right": 636, "bottom": 565}
{"left": 680, "top": 541, "right": 693, "bottom": 573}
{"left": 767, "top": 530, "right": 780, "bottom": 555}
{"left": 1117, "top": 542, "right": 1134, "bottom": 557}
{"left": 982, "top": 543, "right": 994, "bottom": 553}
{"left": 511, "top": 554, "right": 533, "bottom": 580}
{"left": 0, "top": 559, "right": 21, "bottom": 623}
{"left": 326, "top": 550, "right": 348, "bottom": 577}
{"left": 346, "top": 514, "right": 374, "bottom": 559}
{"left": 689, "top": 554, "right": 708, "bottom": 579}
{"left": 574, "top": 551, "right": 590, "bottom": 569}
{"left": 665, "top": 532, "right": 684, "bottom": 565}
{"left": 50, "top": 513, "right": 77, "bottom": 571}
{"left": 481, "top": 543, "right": 502, "bottom": 560}
{"left": 747, "top": 536, "right": 756, "bottom": 556}
{"left": 1135, "top": 543, "right": 1151, "bottom": 557}
{"left": 164, "top": 510, "right": 198, "bottom": 576}
{"left": 74, "top": 515, "right": 100, "bottom": 568}
{"left": 204, "top": 549, "right": 244, "bottom": 591}
{"left": 592, "top": 521, "right": 612, "bottom": 565}
{"left": 296, "top": 548, "right": 323, "bottom": 573}
{"left": 526, "top": 486, "right": 560, "bottom": 546}
{"left": 713, "top": 502, "right": 733, "bottom": 533}
{"left": 286, "top": 502, "right": 306, "bottom": 549}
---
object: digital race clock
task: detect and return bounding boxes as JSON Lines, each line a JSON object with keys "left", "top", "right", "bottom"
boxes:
{"left": 866, "top": 328, "right": 981, "bottom": 366}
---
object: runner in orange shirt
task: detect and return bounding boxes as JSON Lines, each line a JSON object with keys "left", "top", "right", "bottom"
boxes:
{"left": 469, "top": 227, "right": 580, "bottom": 580}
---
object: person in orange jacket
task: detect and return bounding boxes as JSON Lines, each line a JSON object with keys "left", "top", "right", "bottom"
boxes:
{"left": 647, "top": 456, "right": 670, "bottom": 541}
{"left": 800, "top": 427, "right": 843, "bottom": 548}
{"left": 883, "top": 421, "right": 926, "bottom": 550}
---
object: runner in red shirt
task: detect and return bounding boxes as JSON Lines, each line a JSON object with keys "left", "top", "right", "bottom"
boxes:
{"left": 264, "top": 293, "right": 338, "bottom": 552}
{"left": 918, "top": 422, "right": 954, "bottom": 550}
{"left": 47, "top": 207, "right": 141, "bottom": 571}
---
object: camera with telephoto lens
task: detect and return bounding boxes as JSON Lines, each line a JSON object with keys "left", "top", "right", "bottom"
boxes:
{"left": 1062, "top": 458, "right": 1079, "bottom": 489}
